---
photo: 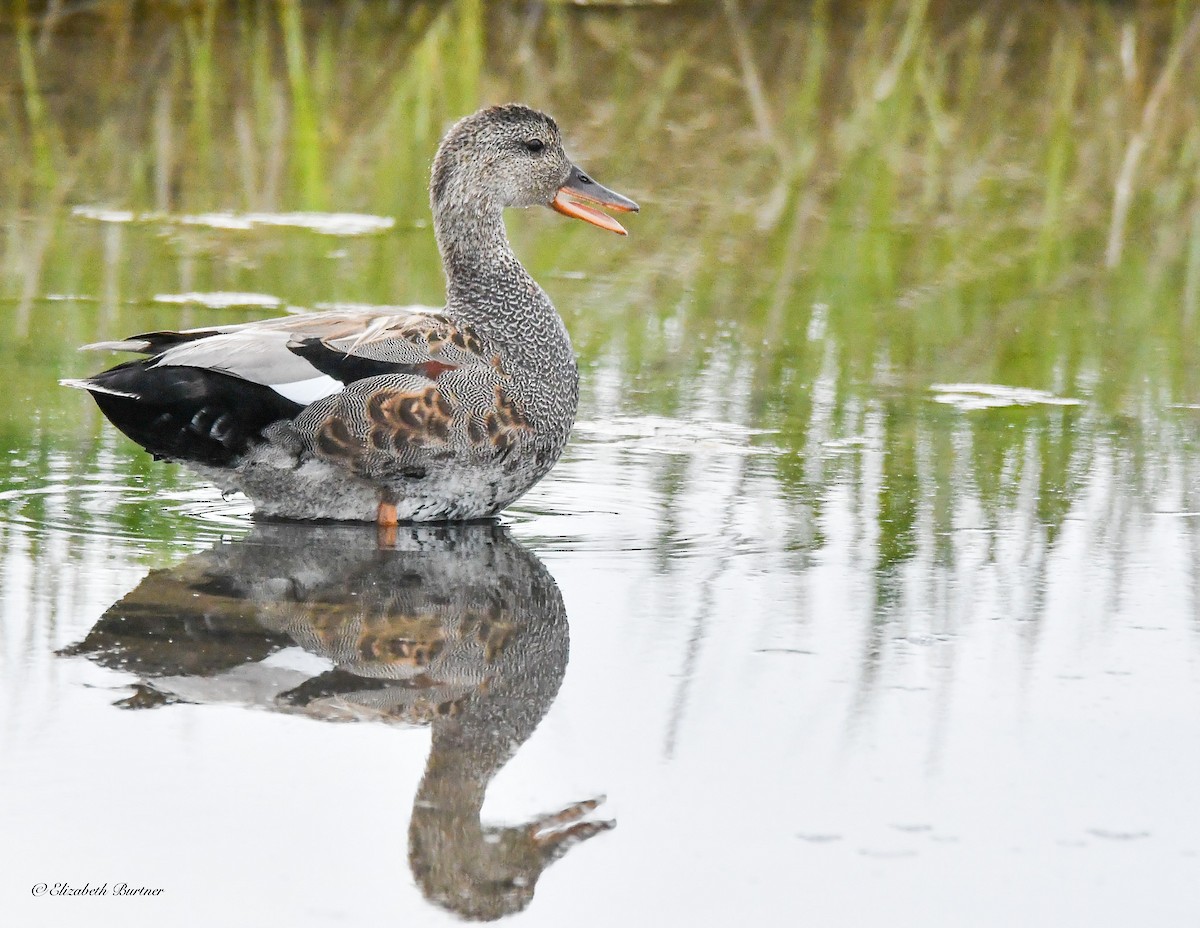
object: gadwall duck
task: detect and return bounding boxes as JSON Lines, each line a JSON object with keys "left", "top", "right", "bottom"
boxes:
{"left": 64, "top": 104, "right": 637, "bottom": 524}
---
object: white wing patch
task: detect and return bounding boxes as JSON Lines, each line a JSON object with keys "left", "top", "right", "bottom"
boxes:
{"left": 269, "top": 376, "right": 344, "bottom": 405}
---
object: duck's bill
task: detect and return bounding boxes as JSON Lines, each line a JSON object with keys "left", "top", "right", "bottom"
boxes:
{"left": 551, "top": 165, "right": 639, "bottom": 236}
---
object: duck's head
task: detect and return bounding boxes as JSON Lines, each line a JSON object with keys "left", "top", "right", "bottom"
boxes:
{"left": 431, "top": 104, "right": 639, "bottom": 235}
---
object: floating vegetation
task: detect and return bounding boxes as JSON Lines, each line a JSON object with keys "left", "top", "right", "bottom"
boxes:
{"left": 72, "top": 206, "right": 395, "bottom": 236}
{"left": 179, "top": 212, "right": 396, "bottom": 235}
{"left": 152, "top": 292, "right": 284, "bottom": 309}
{"left": 929, "top": 384, "right": 1083, "bottom": 411}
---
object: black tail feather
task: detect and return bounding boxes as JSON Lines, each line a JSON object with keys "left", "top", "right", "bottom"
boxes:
{"left": 126, "top": 330, "right": 214, "bottom": 354}
{"left": 84, "top": 360, "right": 304, "bottom": 468}
{"left": 288, "top": 336, "right": 409, "bottom": 383}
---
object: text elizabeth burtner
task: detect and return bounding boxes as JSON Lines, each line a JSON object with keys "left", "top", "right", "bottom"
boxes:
{"left": 32, "top": 882, "right": 163, "bottom": 897}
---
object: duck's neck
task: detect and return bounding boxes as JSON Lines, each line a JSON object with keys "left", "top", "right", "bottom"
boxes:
{"left": 433, "top": 197, "right": 578, "bottom": 443}
{"left": 434, "top": 200, "right": 561, "bottom": 352}
{"left": 434, "top": 198, "right": 515, "bottom": 291}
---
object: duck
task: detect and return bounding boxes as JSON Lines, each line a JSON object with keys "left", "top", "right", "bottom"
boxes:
{"left": 63, "top": 104, "right": 638, "bottom": 524}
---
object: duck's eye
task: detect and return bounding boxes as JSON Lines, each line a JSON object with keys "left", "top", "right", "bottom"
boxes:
{"left": 524, "top": 138, "right": 545, "bottom": 154}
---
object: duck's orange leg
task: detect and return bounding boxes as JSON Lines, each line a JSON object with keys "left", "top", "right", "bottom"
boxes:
{"left": 377, "top": 497, "right": 399, "bottom": 547}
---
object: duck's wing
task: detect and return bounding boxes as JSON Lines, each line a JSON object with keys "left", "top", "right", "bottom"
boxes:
{"left": 84, "top": 306, "right": 500, "bottom": 405}
{"left": 68, "top": 307, "right": 513, "bottom": 470}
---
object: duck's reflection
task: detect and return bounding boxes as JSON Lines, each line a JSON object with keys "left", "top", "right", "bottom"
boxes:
{"left": 63, "top": 522, "right": 611, "bottom": 920}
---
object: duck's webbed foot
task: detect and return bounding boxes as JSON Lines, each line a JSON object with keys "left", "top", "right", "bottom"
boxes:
{"left": 528, "top": 796, "right": 615, "bottom": 860}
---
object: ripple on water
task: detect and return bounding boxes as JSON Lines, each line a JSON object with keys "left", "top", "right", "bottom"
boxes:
{"left": 8, "top": 414, "right": 776, "bottom": 561}
{"left": 1087, "top": 828, "right": 1151, "bottom": 841}
{"left": 574, "top": 415, "right": 782, "bottom": 457}
{"left": 0, "top": 477, "right": 251, "bottom": 548}
{"left": 511, "top": 419, "right": 779, "bottom": 560}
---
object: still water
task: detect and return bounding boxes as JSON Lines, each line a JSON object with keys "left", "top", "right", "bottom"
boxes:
{"left": 3, "top": 2, "right": 1200, "bottom": 925}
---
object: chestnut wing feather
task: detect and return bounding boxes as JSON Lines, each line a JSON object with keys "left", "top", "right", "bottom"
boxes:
{"left": 282, "top": 313, "right": 532, "bottom": 480}
{"left": 291, "top": 371, "right": 533, "bottom": 483}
